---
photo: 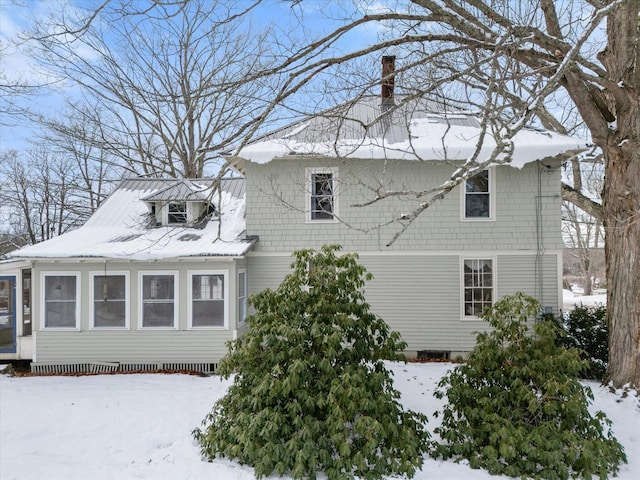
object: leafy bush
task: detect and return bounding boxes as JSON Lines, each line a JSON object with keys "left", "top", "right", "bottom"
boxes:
{"left": 194, "top": 245, "right": 430, "bottom": 479}
{"left": 432, "top": 293, "right": 626, "bottom": 480}
{"left": 556, "top": 304, "right": 608, "bottom": 381}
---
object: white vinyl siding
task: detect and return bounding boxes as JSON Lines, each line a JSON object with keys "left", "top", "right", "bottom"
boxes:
{"left": 90, "top": 272, "right": 129, "bottom": 329}
{"left": 188, "top": 271, "right": 228, "bottom": 329}
{"left": 140, "top": 272, "right": 178, "bottom": 329}
{"left": 42, "top": 273, "right": 80, "bottom": 330}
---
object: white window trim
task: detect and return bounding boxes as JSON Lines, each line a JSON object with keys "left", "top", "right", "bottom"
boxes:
{"left": 41, "top": 272, "right": 81, "bottom": 331}
{"left": 187, "top": 270, "right": 229, "bottom": 330}
{"left": 89, "top": 271, "right": 130, "bottom": 330}
{"left": 306, "top": 167, "right": 339, "bottom": 223}
{"left": 460, "top": 256, "right": 496, "bottom": 321}
{"left": 238, "top": 270, "right": 247, "bottom": 325}
{"left": 460, "top": 168, "right": 496, "bottom": 221}
{"left": 139, "top": 271, "right": 179, "bottom": 330}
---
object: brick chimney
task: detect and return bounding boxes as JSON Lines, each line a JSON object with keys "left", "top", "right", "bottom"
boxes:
{"left": 381, "top": 55, "right": 395, "bottom": 104}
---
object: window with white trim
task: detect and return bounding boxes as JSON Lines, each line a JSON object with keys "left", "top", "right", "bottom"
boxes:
{"left": 238, "top": 271, "right": 247, "bottom": 323}
{"left": 463, "top": 259, "right": 493, "bottom": 317}
{"left": 43, "top": 273, "right": 79, "bottom": 329}
{"left": 190, "top": 272, "right": 226, "bottom": 328}
{"left": 141, "top": 273, "right": 177, "bottom": 328}
{"left": 464, "top": 170, "right": 492, "bottom": 219}
{"left": 308, "top": 169, "right": 337, "bottom": 221}
{"left": 92, "top": 273, "right": 128, "bottom": 328}
{"left": 167, "top": 202, "right": 188, "bottom": 224}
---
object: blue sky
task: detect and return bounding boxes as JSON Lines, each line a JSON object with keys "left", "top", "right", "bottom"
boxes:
{"left": 0, "top": 0, "right": 388, "bottom": 152}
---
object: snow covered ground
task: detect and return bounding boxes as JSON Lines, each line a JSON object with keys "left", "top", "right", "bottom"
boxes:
{"left": 1, "top": 362, "right": 638, "bottom": 480}
{"left": 563, "top": 289, "right": 607, "bottom": 311}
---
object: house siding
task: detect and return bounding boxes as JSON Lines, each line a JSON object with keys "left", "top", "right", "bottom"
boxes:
{"left": 30, "top": 259, "right": 243, "bottom": 365}
{"left": 247, "top": 251, "right": 561, "bottom": 354}
{"left": 245, "top": 158, "right": 563, "bottom": 253}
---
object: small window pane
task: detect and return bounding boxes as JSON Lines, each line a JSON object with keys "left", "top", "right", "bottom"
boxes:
{"left": 93, "top": 275, "right": 126, "bottom": 328}
{"left": 465, "top": 171, "right": 489, "bottom": 192}
{"left": 44, "top": 276, "right": 77, "bottom": 328}
{"left": 191, "top": 274, "right": 225, "bottom": 327}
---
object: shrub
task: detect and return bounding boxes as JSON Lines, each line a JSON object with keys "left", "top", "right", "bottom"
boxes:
{"left": 556, "top": 304, "right": 608, "bottom": 381}
{"left": 432, "top": 293, "right": 626, "bottom": 480}
{"left": 193, "top": 245, "right": 430, "bottom": 479}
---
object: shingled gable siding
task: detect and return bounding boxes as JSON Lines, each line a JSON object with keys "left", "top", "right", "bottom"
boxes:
{"left": 244, "top": 158, "right": 564, "bottom": 253}
{"left": 30, "top": 260, "right": 244, "bottom": 366}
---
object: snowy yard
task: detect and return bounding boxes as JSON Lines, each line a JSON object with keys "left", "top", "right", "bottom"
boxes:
{"left": 1, "top": 362, "right": 638, "bottom": 480}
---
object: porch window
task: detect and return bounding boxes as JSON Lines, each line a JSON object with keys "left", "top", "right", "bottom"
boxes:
{"left": 464, "top": 170, "right": 492, "bottom": 219}
{"left": 238, "top": 271, "right": 247, "bottom": 323}
{"left": 308, "top": 169, "right": 337, "bottom": 221}
{"left": 43, "top": 274, "right": 79, "bottom": 329}
{"left": 92, "top": 274, "right": 127, "bottom": 328}
{"left": 190, "top": 273, "right": 226, "bottom": 328}
{"left": 141, "top": 273, "right": 177, "bottom": 328}
{"left": 22, "top": 269, "right": 31, "bottom": 336}
{"left": 463, "top": 259, "right": 493, "bottom": 317}
{"left": 168, "top": 202, "right": 188, "bottom": 224}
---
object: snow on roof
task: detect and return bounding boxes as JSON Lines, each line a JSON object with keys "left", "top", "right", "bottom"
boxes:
{"left": 231, "top": 96, "right": 589, "bottom": 171}
{"left": 141, "top": 179, "right": 213, "bottom": 202}
{"left": 8, "top": 178, "right": 251, "bottom": 261}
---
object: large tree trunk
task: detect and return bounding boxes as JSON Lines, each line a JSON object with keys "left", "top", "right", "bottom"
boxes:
{"left": 600, "top": 0, "right": 640, "bottom": 388}
{"left": 603, "top": 137, "right": 640, "bottom": 388}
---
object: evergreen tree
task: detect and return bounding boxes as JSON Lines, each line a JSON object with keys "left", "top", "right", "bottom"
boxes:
{"left": 432, "top": 293, "right": 626, "bottom": 480}
{"left": 194, "top": 245, "right": 430, "bottom": 479}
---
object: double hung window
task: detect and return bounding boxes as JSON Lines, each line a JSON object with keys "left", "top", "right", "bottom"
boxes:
{"left": 308, "top": 169, "right": 337, "bottom": 221}
{"left": 190, "top": 273, "right": 226, "bottom": 328}
{"left": 463, "top": 259, "right": 493, "bottom": 317}
{"left": 141, "top": 273, "right": 177, "bottom": 328}
{"left": 43, "top": 274, "right": 79, "bottom": 329}
{"left": 464, "top": 170, "right": 492, "bottom": 219}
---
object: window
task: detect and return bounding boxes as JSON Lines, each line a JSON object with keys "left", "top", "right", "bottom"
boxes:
{"left": 190, "top": 272, "right": 226, "bottom": 328}
{"left": 141, "top": 273, "right": 177, "bottom": 328}
{"left": 167, "top": 202, "right": 188, "bottom": 224}
{"left": 92, "top": 273, "right": 127, "bottom": 328}
{"left": 238, "top": 271, "right": 247, "bottom": 324}
{"left": 463, "top": 259, "right": 493, "bottom": 317}
{"left": 308, "top": 169, "right": 337, "bottom": 221}
{"left": 464, "top": 170, "right": 492, "bottom": 219}
{"left": 22, "top": 269, "right": 31, "bottom": 336}
{"left": 43, "top": 273, "right": 79, "bottom": 329}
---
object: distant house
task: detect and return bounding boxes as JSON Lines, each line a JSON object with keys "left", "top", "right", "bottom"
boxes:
{"left": 1, "top": 59, "right": 589, "bottom": 372}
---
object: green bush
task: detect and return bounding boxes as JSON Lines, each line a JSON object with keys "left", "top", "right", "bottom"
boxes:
{"left": 556, "top": 304, "right": 608, "bottom": 381}
{"left": 432, "top": 293, "right": 626, "bottom": 480}
{"left": 193, "top": 245, "right": 430, "bottom": 479}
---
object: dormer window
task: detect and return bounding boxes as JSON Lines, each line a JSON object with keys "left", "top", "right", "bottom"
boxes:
{"left": 168, "top": 202, "right": 188, "bottom": 224}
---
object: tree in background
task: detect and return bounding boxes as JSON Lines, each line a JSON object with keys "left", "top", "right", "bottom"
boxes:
{"left": 194, "top": 245, "right": 430, "bottom": 479}
{"left": 26, "top": 0, "right": 274, "bottom": 178}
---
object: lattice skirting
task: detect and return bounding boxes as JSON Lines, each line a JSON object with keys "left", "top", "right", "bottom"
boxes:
{"left": 30, "top": 361, "right": 218, "bottom": 375}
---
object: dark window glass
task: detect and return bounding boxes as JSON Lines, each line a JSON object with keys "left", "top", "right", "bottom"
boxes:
{"left": 311, "top": 173, "right": 334, "bottom": 220}
{"left": 465, "top": 171, "right": 490, "bottom": 218}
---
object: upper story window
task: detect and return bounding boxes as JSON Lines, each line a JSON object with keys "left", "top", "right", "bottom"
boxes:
{"left": 463, "top": 169, "right": 494, "bottom": 220}
{"left": 167, "top": 202, "right": 188, "bottom": 224}
{"left": 42, "top": 273, "right": 80, "bottom": 329}
{"left": 308, "top": 168, "right": 338, "bottom": 222}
